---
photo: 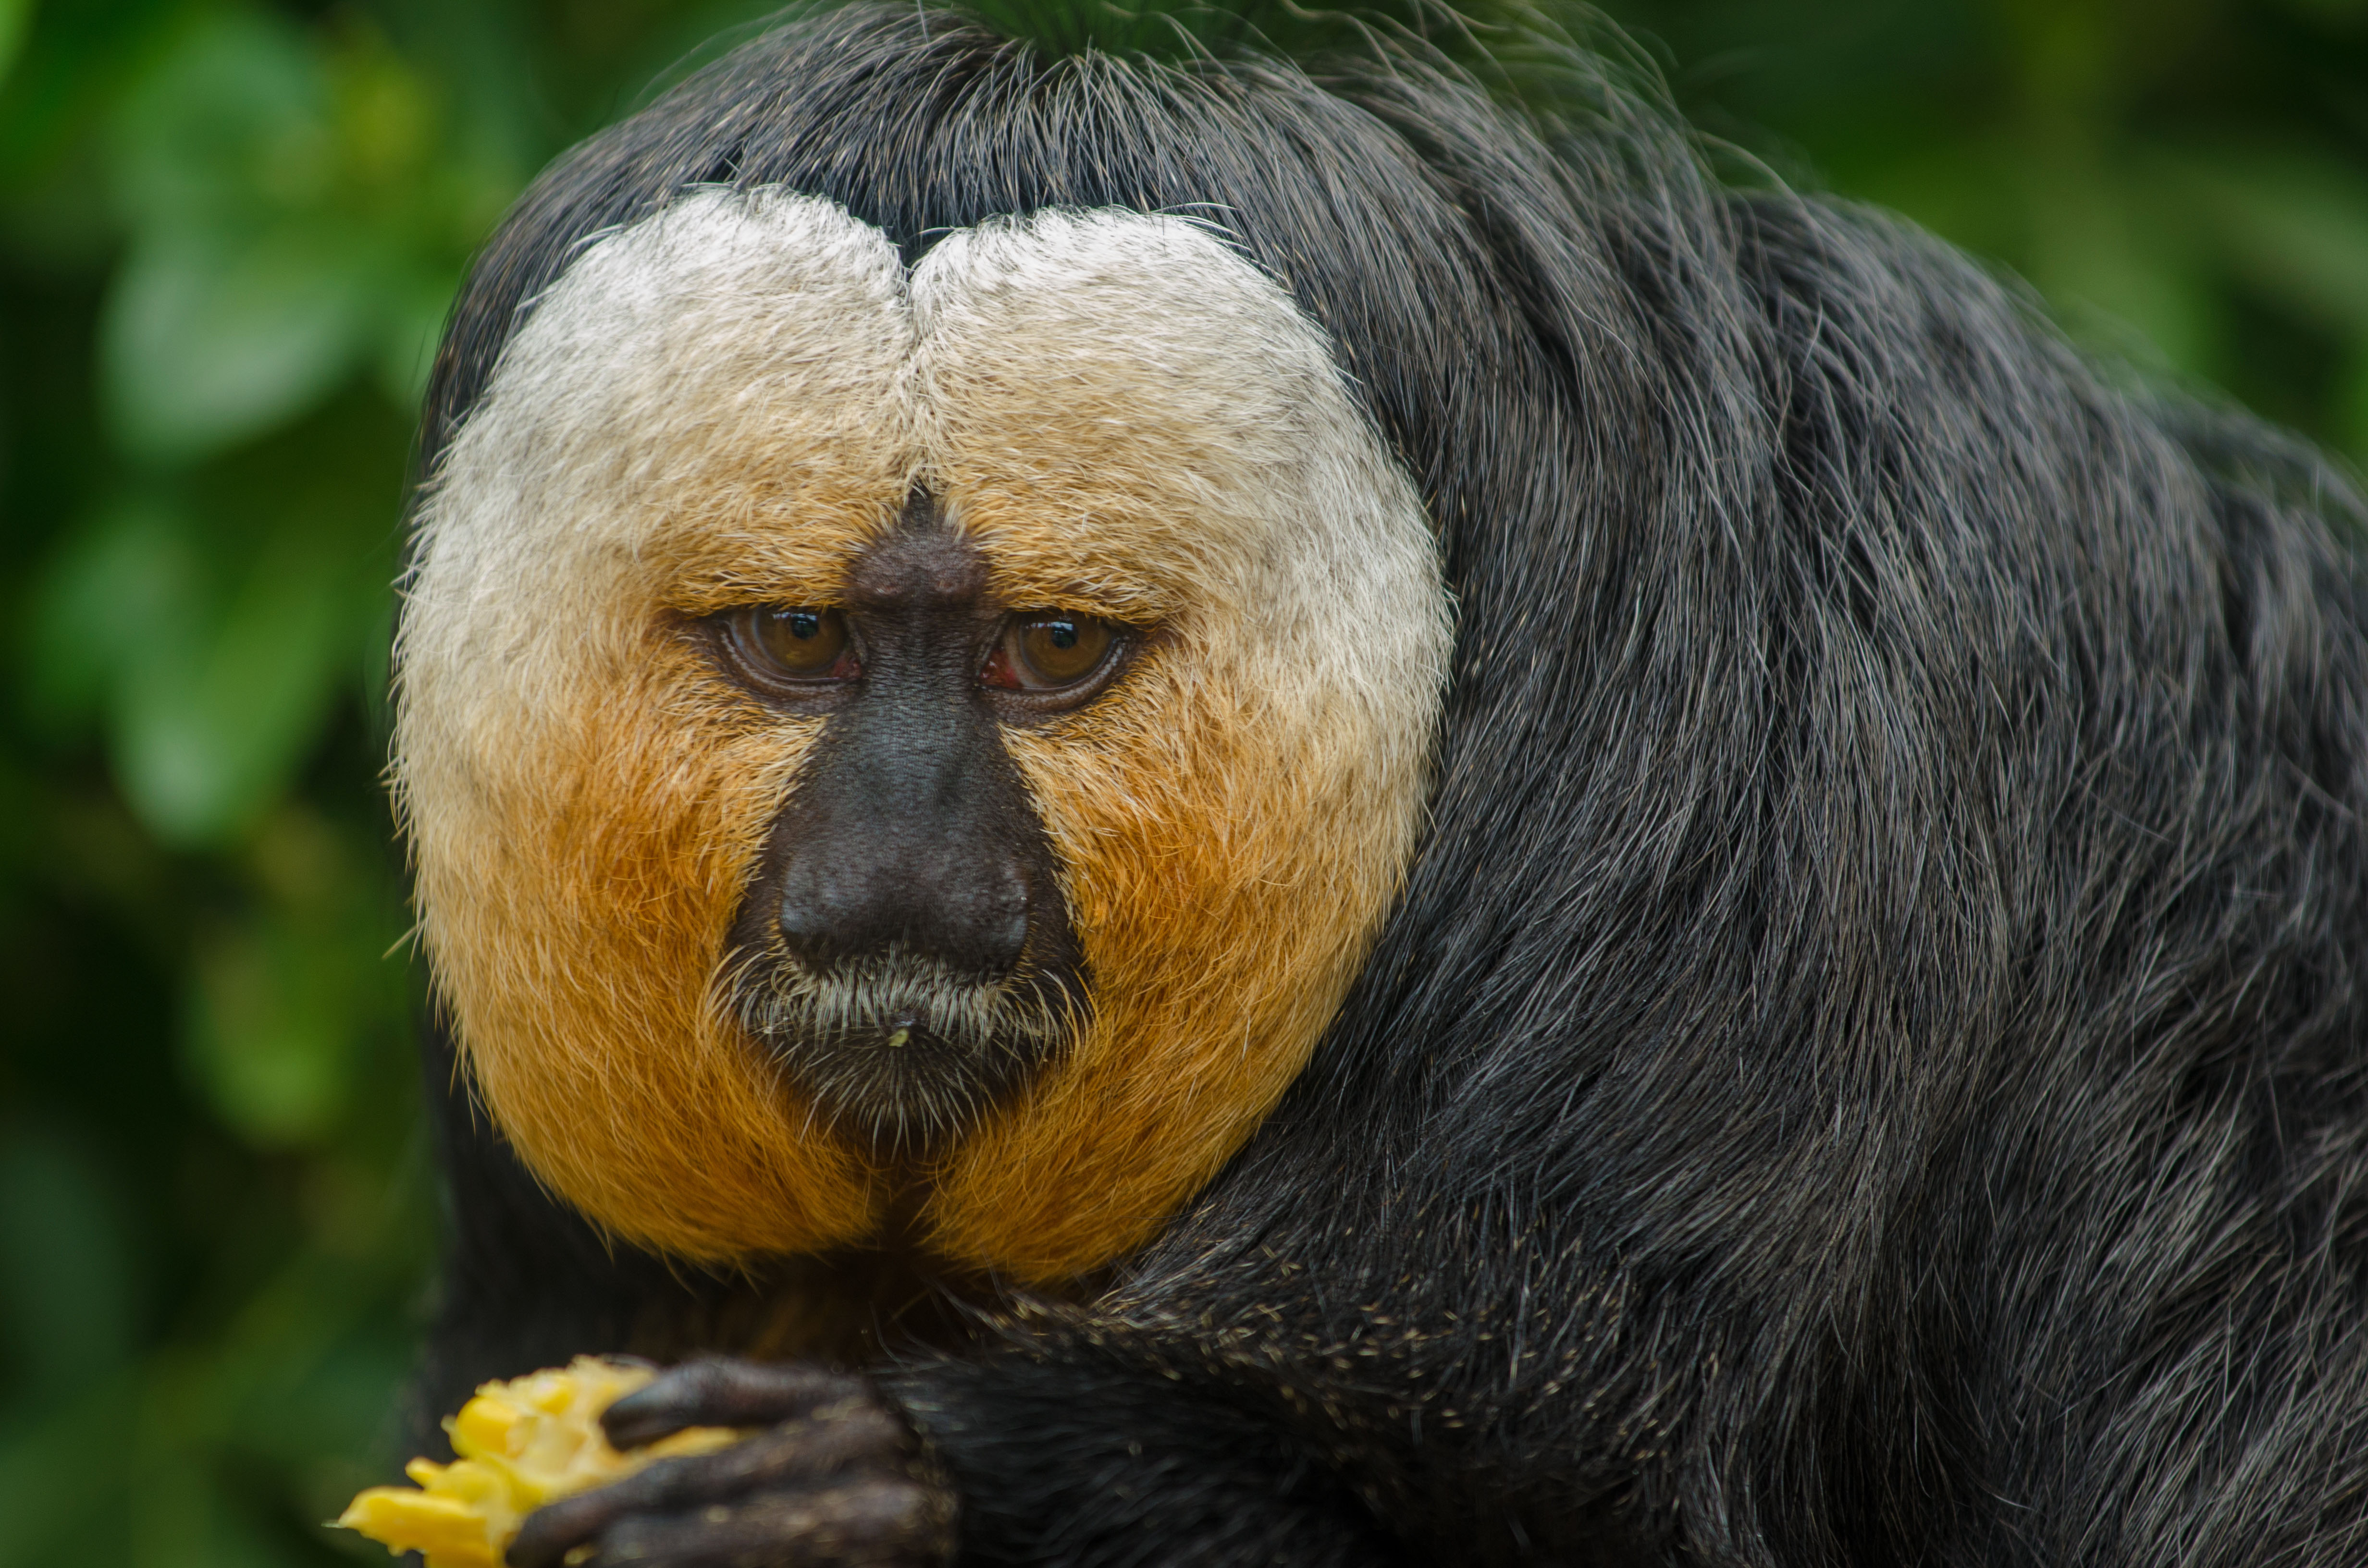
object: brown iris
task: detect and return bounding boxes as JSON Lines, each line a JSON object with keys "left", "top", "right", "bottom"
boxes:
{"left": 988, "top": 614, "right": 1117, "bottom": 691}
{"left": 726, "top": 606, "right": 855, "bottom": 682}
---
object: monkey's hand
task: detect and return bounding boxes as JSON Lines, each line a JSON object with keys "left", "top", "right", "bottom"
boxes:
{"left": 507, "top": 1360, "right": 955, "bottom": 1568}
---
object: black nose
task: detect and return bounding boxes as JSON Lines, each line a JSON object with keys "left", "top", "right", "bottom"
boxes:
{"left": 760, "top": 650, "right": 1043, "bottom": 979}
{"left": 774, "top": 835, "right": 1031, "bottom": 976}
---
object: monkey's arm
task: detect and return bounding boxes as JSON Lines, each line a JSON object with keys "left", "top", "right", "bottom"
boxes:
{"left": 896, "top": 1347, "right": 1413, "bottom": 1568}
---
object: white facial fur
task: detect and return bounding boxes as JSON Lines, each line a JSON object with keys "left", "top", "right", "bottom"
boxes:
{"left": 393, "top": 187, "right": 1452, "bottom": 1271}
{"left": 907, "top": 209, "right": 1448, "bottom": 808}
{"left": 398, "top": 191, "right": 917, "bottom": 822}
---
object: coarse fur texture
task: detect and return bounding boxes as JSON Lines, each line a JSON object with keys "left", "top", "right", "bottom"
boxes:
{"left": 402, "top": 6, "right": 2368, "bottom": 1565}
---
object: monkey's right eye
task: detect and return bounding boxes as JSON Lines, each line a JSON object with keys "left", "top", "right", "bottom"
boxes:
{"left": 721, "top": 606, "right": 857, "bottom": 685}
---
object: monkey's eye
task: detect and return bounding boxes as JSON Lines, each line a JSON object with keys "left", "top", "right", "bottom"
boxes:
{"left": 724, "top": 605, "right": 856, "bottom": 684}
{"left": 983, "top": 614, "right": 1119, "bottom": 693}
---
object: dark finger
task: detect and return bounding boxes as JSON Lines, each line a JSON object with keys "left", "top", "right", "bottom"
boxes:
{"left": 598, "top": 1480, "right": 954, "bottom": 1567}
{"left": 508, "top": 1408, "right": 909, "bottom": 1568}
{"left": 604, "top": 1360, "right": 871, "bottom": 1448}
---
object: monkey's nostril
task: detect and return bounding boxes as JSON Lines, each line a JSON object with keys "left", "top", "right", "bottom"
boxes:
{"left": 775, "top": 888, "right": 833, "bottom": 955}
{"left": 975, "top": 867, "right": 1032, "bottom": 976}
{"left": 773, "top": 856, "right": 851, "bottom": 961}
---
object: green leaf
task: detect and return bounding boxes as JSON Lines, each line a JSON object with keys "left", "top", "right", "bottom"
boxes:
{"left": 128, "top": 1448, "right": 308, "bottom": 1568}
{"left": 0, "top": 1127, "right": 138, "bottom": 1400}
{"left": 371, "top": 261, "right": 455, "bottom": 412}
{"left": 113, "top": 515, "right": 353, "bottom": 847}
{"left": 2274, "top": 0, "right": 2368, "bottom": 24}
{"left": 109, "top": 11, "right": 326, "bottom": 227}
{"left": 23, "top": 497, "right": 201, "bottom": 735}
{"left": 99, "top": 9, "right": 423, "bottom": 462}
{"left": 0, "top": 1373, "right": 142, "bottom": 1568}
{"left": 2339, "top": 346, "right": 2368, "bottom": 469}
{"left": 0, "top": 0, "right": 30, "bottom": 97}
{"left": 184, "top": 808, "right": 407, "bottom": 1147}
{"left": 2160, "top": 145, "right": 2368, "bottom": 338}
{"left": 2010, "top": 154, "right": 2218, "bottom": 377}
{"left": 100, "top": 220, "right": 382, "bottom": 463}
{"left": 185, "top": 915, "right": 359, "bottom": 1147}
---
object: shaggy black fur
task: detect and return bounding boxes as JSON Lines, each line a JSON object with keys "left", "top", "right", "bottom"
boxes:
{"left": 409, "top": 7, "right": 2368, "bottom": 1563}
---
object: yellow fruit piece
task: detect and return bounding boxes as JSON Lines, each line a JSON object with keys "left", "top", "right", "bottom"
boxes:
{"left": 335, "top": 1357, "right": 743, "bottom": 1568}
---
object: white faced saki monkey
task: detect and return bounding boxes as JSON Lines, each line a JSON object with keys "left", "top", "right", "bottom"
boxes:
{"left": 390, "top": 5, "right": 2368, "bottom": 1564}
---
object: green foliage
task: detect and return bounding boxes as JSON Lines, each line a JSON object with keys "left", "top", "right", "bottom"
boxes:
{"left": 0, "top": 1, "right": 2360, "bottom": 1564}
{"left": 1610, "top": 0, "right": 2368, "bottom": 459}
{"left": 0, "top": 3, "right": 786, "bottom": 1561}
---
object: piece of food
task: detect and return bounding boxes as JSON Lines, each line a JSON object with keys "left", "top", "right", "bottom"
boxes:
{"left": 336, "top": 1357, "right": 742, "bottom": 1568}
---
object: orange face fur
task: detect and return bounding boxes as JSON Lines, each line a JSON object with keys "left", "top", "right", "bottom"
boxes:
{"left": 395, "top": 193, "right": 1450, "bottom": 1280}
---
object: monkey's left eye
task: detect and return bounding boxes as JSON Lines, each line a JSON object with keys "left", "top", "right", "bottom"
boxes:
{"left": 721, "top": 605, "right": 857, "bottom": 686}
{"left": 983, "top": 614, "right": 1120, "bottom": 694}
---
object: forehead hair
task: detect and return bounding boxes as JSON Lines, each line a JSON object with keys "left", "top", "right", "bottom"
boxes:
{"left": 415, "top": 3, "right": 1665, "bottom": 545}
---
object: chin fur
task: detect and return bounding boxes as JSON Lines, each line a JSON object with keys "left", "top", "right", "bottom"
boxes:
{"left": 731, "top": 944, "right": 1082, "bottom": 1153}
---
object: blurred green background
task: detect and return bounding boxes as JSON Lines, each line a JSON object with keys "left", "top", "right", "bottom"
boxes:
{"left": 0, "top": 0, "right": 2362, "bottom": 1562}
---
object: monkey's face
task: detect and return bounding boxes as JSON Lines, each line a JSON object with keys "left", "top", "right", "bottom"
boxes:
{"left": 395, "top": 193, "right": 1449, "bottom": 1280}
